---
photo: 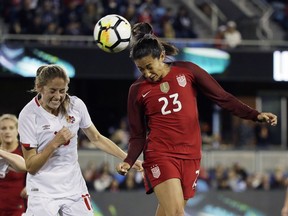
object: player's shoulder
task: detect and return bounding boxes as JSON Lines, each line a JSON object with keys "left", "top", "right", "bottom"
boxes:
{"left": 69, "top": 95, "right": 86, "bottom": 109}
{"left": 130, "top": 76, "right": 146, "bottom": 90}
{"left": 172, "top": 61, "right": 198, "bottom": 70}
{"left": 19, "top": 96, "right": 38, "bottom": 115}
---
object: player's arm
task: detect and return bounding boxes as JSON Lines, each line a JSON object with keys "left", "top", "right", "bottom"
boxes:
{"left": 82, "top": 124, "right": 143, "bottom": 172}
{"left": 0, "top": 149, "right": 26, "bottom": 172}
{"left": 82, "top": 124, "right": 127, "bottom": 160}
{"left": 117, "top": 84, "right": 146, "bottom": 175}
{"left": 282, "top": 188, "right": 288, "bottom": 216}
{"left": 21, "top": 127, "right": 74, "bottom": 175}
{"left": 189, "top": 62, "right": 277, "bottom": 124}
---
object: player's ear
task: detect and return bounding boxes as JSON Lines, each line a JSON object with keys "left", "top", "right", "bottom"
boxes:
{"left": 35, "top": 81, "right": 42, "bottom": 93}
{"left": 160, "top": 51, "right": 165, "bottom": 62}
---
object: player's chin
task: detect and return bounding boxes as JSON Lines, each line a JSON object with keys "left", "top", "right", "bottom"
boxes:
{"left": 49, "top": 102, "right": 61, "bottom": 110}
{"left": 148, "top": 77, "right": 161, "bottom": 83}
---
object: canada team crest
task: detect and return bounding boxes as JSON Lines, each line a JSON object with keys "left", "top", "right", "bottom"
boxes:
{"left": 151, "top": 165, "right": 161, "bottom": 178}
{"left": 66, "top": 115, "right": 75, "bottom": 124}
{"left": 176, "top": 74, "right": 187, "bottom": 87}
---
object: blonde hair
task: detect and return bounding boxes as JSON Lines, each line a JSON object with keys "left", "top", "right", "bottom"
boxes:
{"left": 0, "top": 114, "right": 18, "bottom": 145}
{"left": 33, "top": 65, "right": 70, "bottom": 115}
{"left": 0, "top": 114, "right": 18, "bottom": 128}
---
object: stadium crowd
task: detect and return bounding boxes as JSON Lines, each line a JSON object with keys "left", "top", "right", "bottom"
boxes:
{"left": 78, "top": 117, "right": 286, "bottom": 193}
{"left": 0, "top": 0, "right": 197, "bottom": 39}
{"left": 81, "top": 158, "right": 288, "bottom": 193}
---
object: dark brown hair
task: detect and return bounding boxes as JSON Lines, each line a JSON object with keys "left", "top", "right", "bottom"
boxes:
{"left": 130, "top": 22, "right": 179, "bottom": 60}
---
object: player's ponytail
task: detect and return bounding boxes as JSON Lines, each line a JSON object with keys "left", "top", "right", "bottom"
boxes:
{"left": 132, "top": 22, "right": 154, "bottom": 42}
{"left": 130, "top": 22, "right": 178, "bottom": 60}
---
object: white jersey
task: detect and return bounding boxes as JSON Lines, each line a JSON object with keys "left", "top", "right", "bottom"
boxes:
{"left": 0, "top": 157, "right": 9, "bottom": 178}
{"left": 18, "top": 95, "right": 92, "bottom": 198}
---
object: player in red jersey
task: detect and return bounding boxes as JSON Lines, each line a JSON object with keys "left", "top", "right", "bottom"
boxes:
{"left": 116, "top": 22, "right": 278, "bottom": 216}
{"left": 0, "top": 114, "right": 27, "bottom": 216}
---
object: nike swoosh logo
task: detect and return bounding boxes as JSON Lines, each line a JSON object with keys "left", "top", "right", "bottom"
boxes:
{"left": 142, "top": 90, "right": 151, "bottom": 98}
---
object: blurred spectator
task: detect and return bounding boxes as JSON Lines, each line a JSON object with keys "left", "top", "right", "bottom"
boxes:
{"left": 209, "top": 163, "right": 229, "bottom": 190}
{"left": 246, "top": 172, "right": 270, "bottom": 190}
{"left": 224, "top": 20, "right": 242, "bottom": 48}
{"left": 28, "top": 14, "right": 44, "bottom": 34}
{"left": 270, "top": 166, "right": 287, "bottom": 189}
{"left": 83, "top": 161, "right": 99, "bottom": 190}
{"left": 160, "top": 7, "right": 176, "bottom": 38}
{"left": 200, "top": 121, "right": 215, "bottom": 148}
{"left": 227, "top": 168, "right": 247, "bottom": 192}
{"left": 119, "top": 169, "right": 143, "bottom": 190}
{"left": 255, "top": 124, "right": 271, "bottom": 149}
{"left": 109, "top": 117, "right": 129, "bottom": 150}
{"left": 102, "top": 0, "right": 121, "bottom": 15}
{"left": 214, "top": 25, "right": 227, "bottom": 49}
{"left": 232, "top": 162, "right": 248, "bottom": 182}
{"left": 233, "top": 119, "right": 256, "bottom": 149}
{"left": 137, "top": 5, "right": 153, "bottom": 24}
{"left": 17, "top": 0, "right": 36, "bottom": 34}
{"left": 59, "top": 0, "right": 83, "bottom": 35}
{"left": 121, "top": 3, "right": 138, "bottom": 27}
{"left": 37, "top": 0, "right": 59, "bottom": 32}
{"left": 109, "top": 179, "right": 120, "bottom": 192}
{"left": 173, "top": 5, "right": 197, "bottom": 38}
{"left": 93, "top": 162, "right": 114, "bottom": 192}
{"left": 196, "top": 167, "right": 210, "bottom": 192}
{"left": 197, "top": 0, "right": 212, "bottom": 18}
{"left": 82, "top": 2, "right": 102, "bottom": 35}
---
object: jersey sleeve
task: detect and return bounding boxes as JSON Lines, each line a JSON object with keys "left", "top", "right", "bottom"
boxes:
{"left": 124, "top": 84, "right": 146, "bottom": 167}
{"left": 75, "top": 97, "right": 92, "bottom": 129}
{"left": 18, "top": 109, "right": 38, "bottom": 148}
{"left": 188, "top": 62, "right": 260, "bottom": 121}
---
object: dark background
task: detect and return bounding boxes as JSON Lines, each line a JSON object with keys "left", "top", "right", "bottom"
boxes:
{"left": 0, "top": 43, "right": 286, "bottom": 136}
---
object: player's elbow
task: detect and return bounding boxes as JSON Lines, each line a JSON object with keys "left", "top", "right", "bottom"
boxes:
{"left": 25, "top": 163, "right": 39, "bottom": 175}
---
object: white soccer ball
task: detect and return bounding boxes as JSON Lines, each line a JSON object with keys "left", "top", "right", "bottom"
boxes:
{"left": 93, "top": 14, "right": 131, "bottom": 53}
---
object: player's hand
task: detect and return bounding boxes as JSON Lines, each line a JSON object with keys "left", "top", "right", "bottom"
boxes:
{"left": 132, "top": 159, "right": 143, "bottom": 172}
{"left": 53, "top": 127, "right": 75, "bottom": 147}
{"left": 20, "top": 187, "right": 28, "bottom": 199}
{"left": 282, "top": 206, "right": 288, "bottom": 216}
{"left": 116, "top": 162, "right": 131, "bottom": 176}
{"left": 257, "top": 112, "right": 277, "bottom": 126}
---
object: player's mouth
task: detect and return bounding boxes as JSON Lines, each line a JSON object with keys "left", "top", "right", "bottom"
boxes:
{"left": 50, "top": 100, "right": 61, "bottom": 106}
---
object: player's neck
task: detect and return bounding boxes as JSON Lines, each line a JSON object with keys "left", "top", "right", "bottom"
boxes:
{"left": 0, "top": 141, "right": 19, "bottom": 152}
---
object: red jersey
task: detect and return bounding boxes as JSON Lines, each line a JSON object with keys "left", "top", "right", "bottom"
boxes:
{"left": 124, "top": 61, "right": 259, "bottom": 166}
{"left": 0, "top": 145, "right": 26, "bottom": 213}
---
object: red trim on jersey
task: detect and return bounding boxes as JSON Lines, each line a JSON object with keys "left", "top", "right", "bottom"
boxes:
{"left": 34, "top": 96, "right": 40, "bottom": 107}
{"left": 82, "top": 194, "right": 92, "bottom": 210}
{"left": 21, "top": 143, "right": 31, "bottom": 148}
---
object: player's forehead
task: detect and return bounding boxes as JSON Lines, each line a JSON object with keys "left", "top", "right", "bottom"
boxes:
{"left": 0, "top": 119, "right": 16, "bottom": 128}
{"left": 135, "top": 55, "right": 157, "bottom": 68}
{"left": 43, "top": 77, "right": 67, "bottom": 90}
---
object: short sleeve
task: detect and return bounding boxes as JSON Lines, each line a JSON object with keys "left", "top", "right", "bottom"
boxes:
{"left": 18, "top": 109, "right": 38, "bottom": 148}
{"left": 75, "top": 97, "right": 92, "bottom": 129}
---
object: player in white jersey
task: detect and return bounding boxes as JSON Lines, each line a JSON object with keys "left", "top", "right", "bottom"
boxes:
{"left": 18, "top": 65, "right": 143, "bottom": 216}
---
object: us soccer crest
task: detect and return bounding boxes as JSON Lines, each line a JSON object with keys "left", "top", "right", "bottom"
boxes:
{"left": 176, "top": 74, "right": 187, "bottom": 87}
{"left": 151, "top": 165, "right": 161, "bottom": 178}
{"left": 160, "top": 82, "right": 170, "bottom": 93}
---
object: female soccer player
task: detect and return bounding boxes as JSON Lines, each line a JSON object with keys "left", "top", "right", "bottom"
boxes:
{"left": 0, "top": 114, "right": 27, "bottom": 216}
{"left": 18, "top": 65, "right": 142, "bottom": 216}
{"left": 116, "top": 22, "right": 278, "bottom": 216}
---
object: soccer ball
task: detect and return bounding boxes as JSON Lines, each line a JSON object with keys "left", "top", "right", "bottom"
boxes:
{"left": 94, "top": 14, "right": 131, "bottom": 53}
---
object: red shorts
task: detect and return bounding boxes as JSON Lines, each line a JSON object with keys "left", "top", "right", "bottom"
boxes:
{"left": 143, "top": 155, "right": 201, "bottom": 200}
